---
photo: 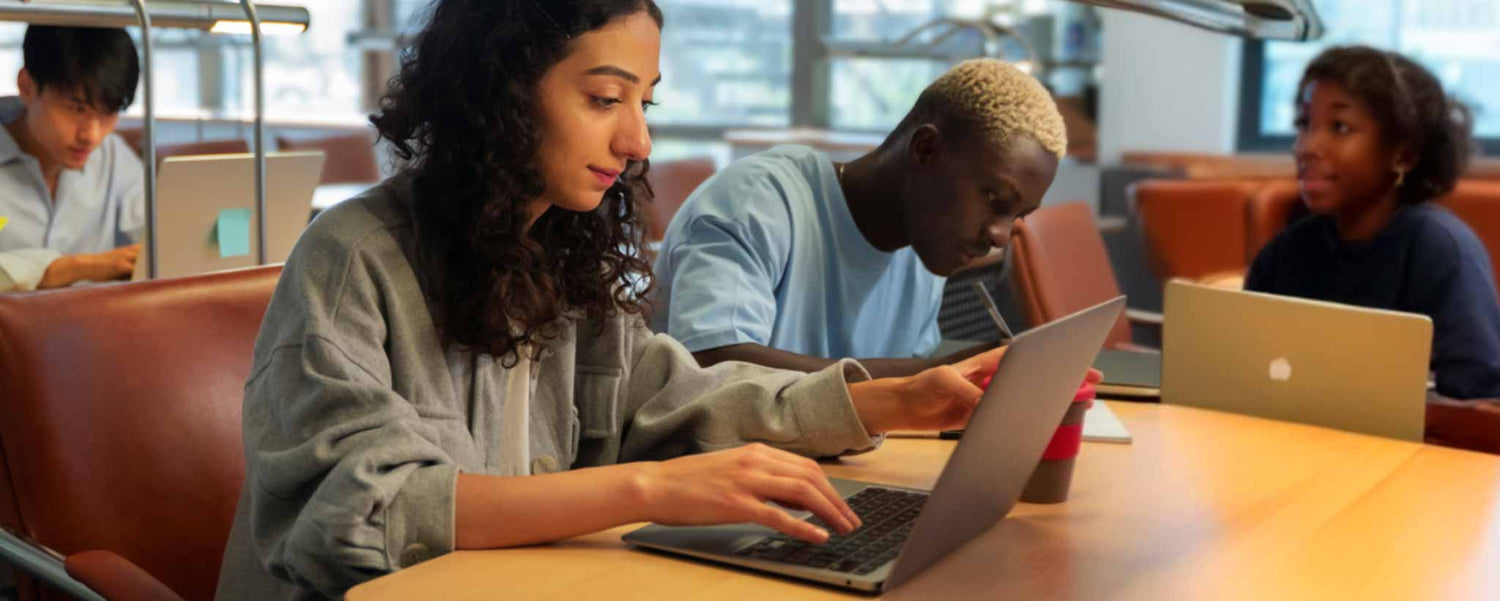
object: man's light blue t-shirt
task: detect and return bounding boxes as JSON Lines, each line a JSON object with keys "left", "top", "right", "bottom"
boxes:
{"left": 0, "top": 96, "right": 144, "bottom": 291}
{"left": 650, "top": 144, "right": 944, "bottom": 359}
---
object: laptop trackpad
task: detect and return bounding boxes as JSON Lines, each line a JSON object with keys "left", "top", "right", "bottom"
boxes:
{"left": 625, "top": 523, "right": 771, "bottom": 556}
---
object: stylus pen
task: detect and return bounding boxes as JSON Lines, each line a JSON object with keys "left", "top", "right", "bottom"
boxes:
{"left": 970, "top": 281, "right": 1015, "bottom": 341}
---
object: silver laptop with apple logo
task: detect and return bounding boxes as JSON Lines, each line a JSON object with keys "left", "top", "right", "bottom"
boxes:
{"left": 1162, "top": 280, "right": 1432, "bottom": 441}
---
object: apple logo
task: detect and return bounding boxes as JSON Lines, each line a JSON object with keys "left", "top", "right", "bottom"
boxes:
{"left": 1269, "top": 357, "right": 1293, "bottom": 382}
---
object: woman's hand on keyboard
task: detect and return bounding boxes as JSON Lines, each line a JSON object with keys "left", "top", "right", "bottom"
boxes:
{"left": 637, "top": 443, "right": 861, "bottom": 543}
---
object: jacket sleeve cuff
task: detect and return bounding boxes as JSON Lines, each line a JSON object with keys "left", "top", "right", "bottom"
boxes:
{"left": 383, "top": 462, "right": 459, "bottom": 570}
{"left": 786, "top": 360, "right": 882, "bottom": 457}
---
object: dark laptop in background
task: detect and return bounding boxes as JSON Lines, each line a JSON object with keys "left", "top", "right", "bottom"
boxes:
{"left": 1093, "top": 348, "right": 1161, "bottom": 399}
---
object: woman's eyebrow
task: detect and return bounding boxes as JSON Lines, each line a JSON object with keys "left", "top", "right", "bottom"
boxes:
{"left": 585, "top": 65, "right": 663, "bottom": 86}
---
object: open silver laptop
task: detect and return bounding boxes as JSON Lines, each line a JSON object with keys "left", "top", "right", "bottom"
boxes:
{"left": 623, "top": 296, "right": 1125, "bottom": 593}
{"left": 132, "top": 151, "right": 325, "bottom": 280}
{"left": 1162, "top": 280, "right": 1432, "bottom": 441}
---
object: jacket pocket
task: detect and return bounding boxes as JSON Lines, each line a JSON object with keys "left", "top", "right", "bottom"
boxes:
{"left": 575, "top": 365, "right": 623, "bottom": 440}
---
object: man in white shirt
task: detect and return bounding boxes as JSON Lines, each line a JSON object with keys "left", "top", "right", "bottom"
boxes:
{"left": 0, "top": 25, "right": 144, "bottom": 292}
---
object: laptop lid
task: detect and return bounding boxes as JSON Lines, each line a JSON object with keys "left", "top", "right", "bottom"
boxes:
{"left": 623, "top": 296, "right": 1125, "bottom": 592}
{"left": 133, "top": 151, "right": 325, "bottom": 281}
{"left": 1161, "top": 280, "right": 1432, "bottom": 441}
{"left": 884, "top": 295, "right": 1125, "bottom": 589}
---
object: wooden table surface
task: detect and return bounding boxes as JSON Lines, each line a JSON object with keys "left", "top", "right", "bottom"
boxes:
{"left": 347, "top": 402, "right": 1500, "bottom": 601}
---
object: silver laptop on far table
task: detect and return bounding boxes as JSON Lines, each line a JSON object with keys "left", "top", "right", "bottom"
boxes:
{"left": 623, "top": 296, "right": 1126, "bottom": 593}
{"left": 1162, "top": 280, "right": 1432, "bottom": 441}
{"left": 133, "top": 151, "right": 325, "bottom": 280}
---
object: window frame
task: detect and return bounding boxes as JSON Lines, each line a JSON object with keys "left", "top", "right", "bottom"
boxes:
{"left": 1237, "top": 39, "right": 1500, "bottom": 156}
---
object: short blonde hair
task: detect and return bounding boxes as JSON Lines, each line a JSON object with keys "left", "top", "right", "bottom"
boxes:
{"left": 903, "top": 58, "right": 1067, "bottom": 159}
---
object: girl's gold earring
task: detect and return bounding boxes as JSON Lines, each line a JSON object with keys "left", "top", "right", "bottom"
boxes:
{"left": 1395, "top": 169, "right": 1407, "bottom": 187}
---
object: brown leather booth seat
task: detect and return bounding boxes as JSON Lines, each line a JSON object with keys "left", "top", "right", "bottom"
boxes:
{"left": 0, "top": 266, "right": 282, "bottom": 601}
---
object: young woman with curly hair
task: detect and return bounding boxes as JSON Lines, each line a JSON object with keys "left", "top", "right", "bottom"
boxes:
{"left": 213, "top": 1, "right": 1042, "bottom": 598}
{"left": 1246, "top": 46, "right": 1500, "bottom": 402}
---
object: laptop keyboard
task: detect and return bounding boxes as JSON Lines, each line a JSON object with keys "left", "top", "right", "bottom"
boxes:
{"left": 733, "top": 486, "right": 928, "bottom": 575}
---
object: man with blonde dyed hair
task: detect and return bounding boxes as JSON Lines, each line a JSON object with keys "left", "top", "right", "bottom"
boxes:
{"left": 651, "top": 59, "right": 1064, "bottom": 377}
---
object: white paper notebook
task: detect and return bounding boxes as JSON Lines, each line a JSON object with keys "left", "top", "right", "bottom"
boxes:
{"left": 1083, "top": 400, "right": 1133, "bottom": 444}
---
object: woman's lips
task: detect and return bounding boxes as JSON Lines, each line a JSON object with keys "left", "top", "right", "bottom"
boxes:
{"left": 589, "top": 167, "right": 621, "bottom": 187}
{"left": 1299, "top": 176, "right": 1334, "bottom": 194}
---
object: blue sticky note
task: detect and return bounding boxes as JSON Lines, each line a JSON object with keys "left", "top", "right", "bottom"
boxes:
{"left": 216, "top": 208, "right": 253, "bottom": 258}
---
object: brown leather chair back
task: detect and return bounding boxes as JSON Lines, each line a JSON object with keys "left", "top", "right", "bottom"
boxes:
{"left": 1426, "top": 401, "right": 1500, "bottom": 456}
{"left": 1245, "top": 179, "right": 1302, "bottom": 261}
{"left": 1008, "top": 202, "right": 1132, "bottom": 349}
{"left": 642, "top": 157, "right": 716, "bottom": 242}
{"left": 109, "top": 132, "right": 247, "bottom": 166}
{"left": 0, "top": 267, "right": 282, "bottom": 601}
{"left": 1132, "top": 179, "right": 1261, "bottom": 280}
{"left": 155, "top": 140, "right": 251, "bottom": 165}
{"left": 276, "top": 131, "right": 381, "bottom": 185}
{"left": 1438, "top": 180, "right": 1500, "bottom": 281}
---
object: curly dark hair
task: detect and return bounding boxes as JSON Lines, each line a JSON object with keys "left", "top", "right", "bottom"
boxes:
{"left": 370, "top": 0, "right": 662, "bottom": 364}
{"left": 1298, "top": 46, "right": 1475, "bottom": 205}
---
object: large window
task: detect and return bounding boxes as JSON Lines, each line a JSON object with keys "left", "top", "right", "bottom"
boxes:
{"left": 827, "top": 0, "right": 1091, "bottom": 131}
{"left": 0, "top": 0, "right": 1096, "bottom": 150}
{"left": 1242, "top": 0, "right": 1500, "bottom": 152}
{"left": 228, "top": 0, "right": 365, "bottom": 122}
{"left": 829, "top": 1, "right": 952, "bottom": 131}
{"left": 654, "top": 0, "right": 794, "bottom": 127}
{"left": 0, "top": 3, "right": 366, "bottom": 124}
{"left": 336, "top": 0, "right": 1089, "bottom": 142}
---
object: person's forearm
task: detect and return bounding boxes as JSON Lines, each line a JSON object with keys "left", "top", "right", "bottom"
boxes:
{"left": 37, "top": 255, "right": 83, "bottom": 289}
{"left": 37, "top": 245, "right": 139, "bottom": 288}
{"left": 455, "top": 463, "right": 651, "bottom": 549}
{"left": 846, "top": 377, "right": 912, "bottom": 434}
{"left": 693, "top": 343, "right": 934, "bottom": 378}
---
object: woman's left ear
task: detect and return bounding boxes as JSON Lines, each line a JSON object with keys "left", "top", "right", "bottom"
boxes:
{"left": 1393, "top": 147, "right": 1417, "bottom": 179}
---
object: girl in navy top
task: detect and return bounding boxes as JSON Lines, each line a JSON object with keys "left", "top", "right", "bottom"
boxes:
{"left": 1246, "top": 46, "right": 1500, "bottom": 402}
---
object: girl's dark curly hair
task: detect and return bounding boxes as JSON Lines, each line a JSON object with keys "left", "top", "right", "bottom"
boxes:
{"left": 1298, "top": 46, "right": 1475, "bottom": 205}
{"left": 370, "top": 0, "right": 662, "bottom": 364}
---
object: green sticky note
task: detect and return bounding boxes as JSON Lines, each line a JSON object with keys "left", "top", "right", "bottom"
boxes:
{"left": 215, "top": 208, "right": 252, "bottom": 258}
